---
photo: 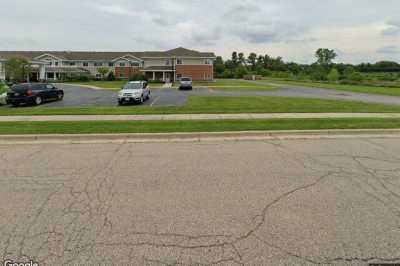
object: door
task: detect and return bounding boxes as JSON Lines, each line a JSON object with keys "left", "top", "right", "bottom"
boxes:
{"left": 143, "top": 82, "right": 150, "bottom": 97}
{"left": 45, "top": 84, "right": 58, "bottom": 99}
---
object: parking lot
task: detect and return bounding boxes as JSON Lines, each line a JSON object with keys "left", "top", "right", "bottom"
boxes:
{"left": 2, "top": 82, "right": 400, "bottom": 108}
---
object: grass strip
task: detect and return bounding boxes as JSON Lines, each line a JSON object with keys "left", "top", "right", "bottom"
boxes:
{"left": 1, "top": 96, "right": 400, "bottom": 116}
{"left": 1, "top": 118, "right": 400, "bottom": 135}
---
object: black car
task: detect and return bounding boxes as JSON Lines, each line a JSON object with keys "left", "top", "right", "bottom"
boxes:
{"left": 7, "top": 83, "right": 64, "bottom": 107}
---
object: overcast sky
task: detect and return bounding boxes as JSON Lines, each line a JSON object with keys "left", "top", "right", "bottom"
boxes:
{"left": 1, "top": 0, "right": 399, "bottom": 63}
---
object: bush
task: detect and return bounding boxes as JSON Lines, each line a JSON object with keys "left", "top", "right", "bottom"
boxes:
{"left": 234, "top": 65, "right": 249, "bottom": 79}
{"left": 349, "top": 71, "right": 364, "bottom": 82}
{"left": 106, "top": 71, "right": 116, "bottom": 81}
{"left": 327, "top": 68, "right": 339, "bottom": 83}
{"left": 129, "top": 73, "right": 147, "bottom": 81}
{"left": 148, "top": 80, "right": 164, "bottom": 84}
{"left": 65, "top": 74, "right": 90, "bottom": 82}
{"left": 220, "top": 69, "right": 234, "bottom": 79}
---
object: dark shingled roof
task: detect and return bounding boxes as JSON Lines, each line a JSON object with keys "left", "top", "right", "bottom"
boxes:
{"left": 0, "top": 47, "right": 215, "bottom": 61}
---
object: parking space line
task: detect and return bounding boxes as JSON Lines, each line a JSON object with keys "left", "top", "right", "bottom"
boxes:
{"left": 150, "top": 96, "right": 161, "bottom": 106}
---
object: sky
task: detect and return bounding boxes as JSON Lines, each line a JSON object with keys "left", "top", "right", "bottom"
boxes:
{"left": 1, "top": 0, "right": 399, "bottom": 64}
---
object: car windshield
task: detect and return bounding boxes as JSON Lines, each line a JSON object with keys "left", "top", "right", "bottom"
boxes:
{"left": 181, "top": 78, "right": 191, "bottom": 81}
{"left": 123, "top": 83, "right": 142, "bottom": 90}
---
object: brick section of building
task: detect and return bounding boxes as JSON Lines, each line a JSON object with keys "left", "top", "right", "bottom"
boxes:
{"left": 176, "top": 65, "right": 213, "bottom": 81}
{"left": 114, "top": 67, "right": 140, "bottom": 79}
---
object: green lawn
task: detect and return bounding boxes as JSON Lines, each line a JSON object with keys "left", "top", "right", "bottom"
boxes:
{"left": 264, "top": 78, "right": 400, "bottom": 96}
{"left": 193, "top": 79, "right": 274, "bottom": 91}
{"left": 1, "top": 118, "right": 400, "bottom": 134}
{"left": 71, "top": 79, "right": 274, "bottom": 91}
{"left": 68, "top": 81, "right": 165, "bottom": 90}
{"left": 1, "top": 96, "right": 400, "bottom": 116}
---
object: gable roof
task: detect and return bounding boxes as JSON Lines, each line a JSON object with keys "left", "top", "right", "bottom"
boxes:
{"left": 0, "top": 47, "right": 215, "bottom": 61}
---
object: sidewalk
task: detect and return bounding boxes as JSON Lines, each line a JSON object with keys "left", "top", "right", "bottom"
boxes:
{"left": 1, "top": 113, "right": 400, "bottom": 122}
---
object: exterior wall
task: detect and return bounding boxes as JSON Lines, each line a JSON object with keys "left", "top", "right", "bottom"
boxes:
{"left": 143, "top": 58, "right": 170, "bottom": 68}
{"left": 176, "top": 65, "right": 213, "bottom": 81}
{"left": 177, "top": 58, "right": 210, "bottom": 65}
{"left": 0, "top": 61, "right": 5, "bottom": 80}
{"left": 22, "top": 53, "right": 215, "bottom": 81}
{"left": 114, "top": 67, "right": 140, "bottom": 79}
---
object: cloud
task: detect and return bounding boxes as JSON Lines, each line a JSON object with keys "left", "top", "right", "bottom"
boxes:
{"left": 0, "top": 0, "right": 399, "bottom": 63}
{"left": 382, "top": 21, "right": 400, "bottom": 36}
{"left": 231, "top": 21, "right": 307, "bottom": 44}
{"left": 191, "top": 28, "right": 222, "bottom": 46}
{"left": 377, "top": 46, "right": 399, "bottom": 54}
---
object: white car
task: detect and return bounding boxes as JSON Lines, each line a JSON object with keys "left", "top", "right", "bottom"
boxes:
{"left": 118, "top": 81, "right": 150, "bottom": 105}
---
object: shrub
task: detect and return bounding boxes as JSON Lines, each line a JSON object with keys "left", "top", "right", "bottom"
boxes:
{"left": 349, "top": 71, "right": 364, "bottom": 82}
{"left": 327, "top": 68, "right": 340, "bottom": 83}
{"left": 64, "top": 74, "right": 90, "bottom": 82}
{"left": 234, "top": 65, "right": 249, "bottom": 79}
{"left": 129, "top": 73, "right": 147, "bottom": 81}
{"left": 148, "top": 80, "right": 164, "bottom": 84}
{"left": 221, "top": 69, "right": 234, "bottom": 79}
{"left": 106, "top": 71, "right": 116, "bottom": 81}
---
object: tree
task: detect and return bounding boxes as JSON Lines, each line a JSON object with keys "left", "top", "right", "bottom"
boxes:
{"left": 327, "top": 68, "right": 339, "bottom": 83}
{"left": 247, "top": 53, "right": 257, "bottom": 71}
{"left": 5, "top": 58, "right": 31, "bottom": 82}
{"left": 238, "top": 53, "right": 246, "bottom": 66}
{"left": 315, "top": 48, "right": 337, "bottom": 67}
{"left": 231, "top": 52, "right": 238, "bottom": 66}
{"left": 97, "top": 67, "right": 110, "bottom": 80}
{"left": 213, "top": 56, "right": 225, "bottom": 76}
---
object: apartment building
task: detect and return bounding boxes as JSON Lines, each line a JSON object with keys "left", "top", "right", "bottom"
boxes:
{"left": 0, "top": 47, "right": 215, "bottom": 82}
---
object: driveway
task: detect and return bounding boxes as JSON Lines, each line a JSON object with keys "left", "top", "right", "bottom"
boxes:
{"left": 1, "top": 136, "right": 400, "bottom": 265}
{"left": 2, "top": 82, "right": 400, "bottom": 108}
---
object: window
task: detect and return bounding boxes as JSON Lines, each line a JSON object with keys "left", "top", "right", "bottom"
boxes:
{"left": 119, "top": 63, "right": 126, "bottom": 67}
{"left": 130, "top": 62, "right": 139, "bottom": 67}
{"left": 83, "top": 62, "right": 89, "bottom": 67}
{"left": 119, "top": 73, "right": 125, "bottom": 78}
{"left": 94, "top": 62, "right": 103, "bottom": 67}
{"left": 55, "top": 62, "right": 59, "bottom": 66}
{"left": 69, "top": 62, "right": 76, "bottom": 66}
{"left": 176, "top": 58, "right": 183, "bottom": 65}
{"left": 205, "top": 59, "right": 212, "bottom": 65}
{"left": 108, "top": 62, "right": 114, "bottom": 67}
{"left": 165, "top": 59, "right": 170, "bottom": 66}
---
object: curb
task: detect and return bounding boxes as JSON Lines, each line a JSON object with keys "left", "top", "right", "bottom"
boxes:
{"left": 1, "top": 129, "right": 400, "bottom": 145}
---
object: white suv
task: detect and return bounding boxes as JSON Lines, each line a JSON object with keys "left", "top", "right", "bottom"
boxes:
{"left": 118, "top": 81, "right": 150, "bottom": 105}
{"left": 179, "top": 77, "right": 193, "bottom": 90}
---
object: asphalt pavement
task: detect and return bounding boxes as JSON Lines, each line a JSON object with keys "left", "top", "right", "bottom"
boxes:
{"left": 2, "top": 82, "right": 400, "bottom": 108}
{"left": 1, "top": 136, "right": 400, "bottom": 265}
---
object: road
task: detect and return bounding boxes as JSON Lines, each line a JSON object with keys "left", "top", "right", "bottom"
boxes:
{"left": 1, "top": 136, "right": 400, "bottom": 265}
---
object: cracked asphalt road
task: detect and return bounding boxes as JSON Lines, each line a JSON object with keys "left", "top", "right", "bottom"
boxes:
{"left": 1, "top": 137, "right": 400, "bottom": 265}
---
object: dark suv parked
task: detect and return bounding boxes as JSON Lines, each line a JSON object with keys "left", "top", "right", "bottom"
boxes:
{"left": 7, "top": 83, "right": 64, "bottom": 107}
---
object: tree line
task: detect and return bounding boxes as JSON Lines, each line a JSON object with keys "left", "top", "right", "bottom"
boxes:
{"left": 214, "top": 49, "right": 400, "bottom": 82}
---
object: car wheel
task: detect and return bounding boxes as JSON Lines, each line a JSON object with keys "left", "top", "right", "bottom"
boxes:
{"left": 34, "top": 96, "right": 42, "bottom": 106}
{"left": 57, "top": 93, "right": 64, "bottom": 101}
{"left": 118, "top": 100, "right": 124, "bottom": 106}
